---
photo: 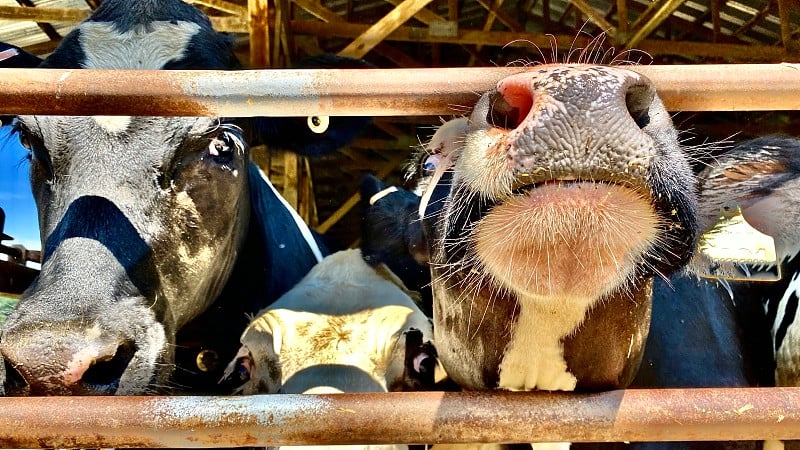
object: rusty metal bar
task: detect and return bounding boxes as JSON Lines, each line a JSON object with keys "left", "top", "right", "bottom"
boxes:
{"left": 0, "top": 64, "right": 798, "bottom": 117}
{"left": 0, "top": 388, "right": 799, "bottom": 448}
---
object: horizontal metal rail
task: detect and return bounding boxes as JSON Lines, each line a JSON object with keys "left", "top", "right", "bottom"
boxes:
{"left": 0, "top": 64, "right": 798, "bottom": 117}
{"left": 0, "top": 388, "right": 798, "bottom": 448}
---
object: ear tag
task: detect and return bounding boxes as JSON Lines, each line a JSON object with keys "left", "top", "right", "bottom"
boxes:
{"left": 693, "top": 204, "right": 781, "bottom": 282}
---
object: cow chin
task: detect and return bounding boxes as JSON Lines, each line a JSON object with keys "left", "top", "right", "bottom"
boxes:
{"left": 473, "top": 181, "right": 660, "bottom": 304}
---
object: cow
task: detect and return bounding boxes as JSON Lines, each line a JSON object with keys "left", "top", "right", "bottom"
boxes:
{"left": 690, "top": 135, "right": 800, "bottom": 450}
{"left": 222, "top": 249, "right": 438, "bottom": 450}
{"left": 0, "top": 0, "right": 369, "bottom": 396}
{"left": 373, "top": 66, "right": 696, "bottom": 450}
{"left": 416, "top": 66, "right": 697, "bottom": 397}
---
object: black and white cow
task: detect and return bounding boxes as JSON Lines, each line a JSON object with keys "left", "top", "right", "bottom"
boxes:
{"left": 418, "top": 67, "right": 697, "bottom": 399}
{"left": 0, "top": 0, "right": 368, "bottom": 396}
{"left": 223, "top": 249, "right": 438, "bottom": 450}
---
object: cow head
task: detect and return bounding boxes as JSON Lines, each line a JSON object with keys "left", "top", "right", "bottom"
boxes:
{"left": 222, "top": 250, "right": 438, "bottom": 395}
{"left": 419, "top": 65, "right": 698, "bottom": 391}
{"left": 0, "top": 0, "right": 364, "bottom": 395}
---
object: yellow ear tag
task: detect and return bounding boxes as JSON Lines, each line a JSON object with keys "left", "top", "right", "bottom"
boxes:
{"left": 692, "top": 205, "right": 781, "bottom": 282}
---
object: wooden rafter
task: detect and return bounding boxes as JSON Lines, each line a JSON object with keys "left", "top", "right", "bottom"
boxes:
{"left": 16, "top": 0, "right": 61, "bottom": 42}
{"left": 291, "top": 20, "right": 789, "bottom": 61}
{"left": 185, "top": 0, "right": 248, "bottom": 16}
{"left": 710, "top": 0, "right": 720, "bottom": 43}
{"left": 732, "top": 0, "right": 774, "bottom": 38}
{"left": 616, "top": 0, "right": 628, "bottom": 41}
{"left": 249, "top": 0, "right": 270, "bottom": 68}
{"left": 568, "top": 0, "right": 616, "bottom": 36}
{"left": 474, "top": 0, "right": 523, "bottom": 32}
{"left": 469, "top": 0, "right": 506, "bottom": 66}
{"left": 778, "top": 0, "right": 799, "bottom": 56}
{"left": 339, "top": 0, "right": 435, "bottom": 59}
{"left": 292, "top": 0, "right": 425, "bottom": 67}
{"left": 272, "top": 0, "right": 292, "bottom": 66}
{"left": 383, "top": 0, "right": 442, "bottom": 25}
{"left": 625, "top": 0, "right": 689, "bottom": 48}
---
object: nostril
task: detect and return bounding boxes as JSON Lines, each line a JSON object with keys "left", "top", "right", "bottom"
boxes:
{"left": 488, "top": 83, "right": 534, "bottom": 131}
{"left": 81, "top": 341, "right": 137, "bottom": 389}
{"left": 625, "top": 84, "right": 655, "bottom": 129}
{"left": 3, "top": 358, "right": 28, "bottom": 393}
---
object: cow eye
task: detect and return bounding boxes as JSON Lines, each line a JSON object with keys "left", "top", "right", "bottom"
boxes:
{"left": 16, "top": 125, "right": 53, "bottom": 180}
{"left": 207, "top": 131, "right": 242, "bottom": 164}
{"left": 235, "top": 356, "right": 252, "bottom": 382}
{"left": 307, "top": 115, "right": 329, "bottom": 134}
{"left": 422, "top": 154, "right": 441, "bottom": 176}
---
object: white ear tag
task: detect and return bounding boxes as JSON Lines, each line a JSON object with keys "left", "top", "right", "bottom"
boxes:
{"left": 692, "top": 204, "right": 781, "bottom": 282}
{"left": 307, "top": 116, "right": 330, "bottom": 134}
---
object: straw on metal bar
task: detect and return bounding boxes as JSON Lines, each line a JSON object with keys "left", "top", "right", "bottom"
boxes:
{"left": 0, "top": 388, "right": 798, "bottom": 448}
{"left": 0, "top": 64, "right": 798, "bottom": 117}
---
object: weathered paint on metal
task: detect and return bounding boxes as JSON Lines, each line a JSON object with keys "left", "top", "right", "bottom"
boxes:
{"left": 0, "top": 388, "right": 798, "bottom": 448}
{"left": 0, "top": 64, "right": 797, "bottom": 117}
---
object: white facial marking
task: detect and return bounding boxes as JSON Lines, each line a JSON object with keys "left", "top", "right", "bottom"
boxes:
{"left": 79, "top": 21, "right": 201, "bottom": 70}
{"left": 497, "top": 294, "right": 582, "bottom": 392}
{"left": 93, "top": 116, "right": 132, "bottom": 133}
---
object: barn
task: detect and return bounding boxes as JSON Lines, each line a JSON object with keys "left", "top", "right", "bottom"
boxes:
{"left": 0, "top": 0, "right": 798, "bottom": 447}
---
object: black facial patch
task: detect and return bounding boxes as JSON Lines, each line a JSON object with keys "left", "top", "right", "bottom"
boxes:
{"left": 43, "top": 195, "right": 157, "bottom": 299}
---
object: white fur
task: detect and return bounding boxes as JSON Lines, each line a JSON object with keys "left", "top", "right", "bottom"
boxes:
{"left": 497, "top": 293, "right": 582, "bottom": 392}
{"left": 78, "top": 21, "right": 200, "bottom": 70}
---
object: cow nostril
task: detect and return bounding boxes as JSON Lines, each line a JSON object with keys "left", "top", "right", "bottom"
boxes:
{"left": 625, "top": 84, "right": 655, "bottom": 129}
{"left": 81, "top": 341, "right": 137, "bottom": 389}
{"left": 487, "top": 84, "right": 534, "bottom": 131}
{"left": 3, "top": 358, "right": 29, "bottom": 393}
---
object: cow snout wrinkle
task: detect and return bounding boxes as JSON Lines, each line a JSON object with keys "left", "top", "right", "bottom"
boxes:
{"left": 0, "top": 326, "right": 136, "bottom": 395}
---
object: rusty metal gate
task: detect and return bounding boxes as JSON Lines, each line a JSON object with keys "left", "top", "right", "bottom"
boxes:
{"left": 0, "top": 64, "right": 799, "bottom": 448}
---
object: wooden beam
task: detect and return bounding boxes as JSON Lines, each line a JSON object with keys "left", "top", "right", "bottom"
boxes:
{"left": 732, "top": 0, "right": 773, "bottom": 38}
{"left": 448, "top": 0, "right": 459, "bottom": 21}
{"left": 0, "top": 5, "right": 88, "bottom": 22}
{"left": 339, "top": 0, "right": 435, "bottom": 58}
{"left": 474, "top": 0, "right": 523, "bottom": 32}
{"left": 778, "top": 0, "right": 799, "bottom": 57}
{"left": 16, "top": 0, "right": 63, "bottom": 42}
{"left": 291, "top": 0, "right": 425, "bottom": 67}
{"left": 291, "top": 20, "right": 789, "bottom": 61}
{"left": 185, "top": 0, "right": 248, "bottom": 16}
{"left": 616, "top": 0, "right": 628, "bottom": 43}
{"left": 710, "top": 0, "right": 720, "bottom": 43}
{"left": 568, "top": 0, "right": 616, "bottom": 35}
{"left": 384, "top": 0, "right": 442, "bottom": 25}
{"left": 249, "top": 0, "right": 270, "bottom": 68}
{"left": 469, "top": 0, "right": 505, "bottom": 65}
{"left": 0, "top": 5, "right": 248, "bottom": 33}
{"left": 283, "top": 151, "right": 299, "bottom": 208}
{"left": 625, "top": 0, "right": 689, "bottom": 48}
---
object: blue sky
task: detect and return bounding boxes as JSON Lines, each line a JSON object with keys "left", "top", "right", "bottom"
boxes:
{"left": 0, "top": 124, "right": 40, "bottom": 251}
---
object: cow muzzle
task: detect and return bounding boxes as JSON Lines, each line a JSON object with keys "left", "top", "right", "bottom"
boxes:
{"left": 1, "top": 324, "right": 137, "bottom": 395}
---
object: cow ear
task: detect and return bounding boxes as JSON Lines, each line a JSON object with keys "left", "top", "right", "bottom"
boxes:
{"left": 251, "top": 54, "right": 375, "bottom": 157}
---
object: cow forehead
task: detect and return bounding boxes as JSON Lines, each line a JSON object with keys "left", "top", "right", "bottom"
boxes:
{"left": 78, "top": 21, "right": 201, "bottom": 70}
{"left": 18, "top": 115, "right": 217, "bottom": 153}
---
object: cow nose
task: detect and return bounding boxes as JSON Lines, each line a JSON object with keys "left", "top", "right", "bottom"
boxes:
{"left": 0, "top": 328, "right": 136, "bottom": 395}
{"left": 486, "top": 69, "right": 656, "bottom": 133}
